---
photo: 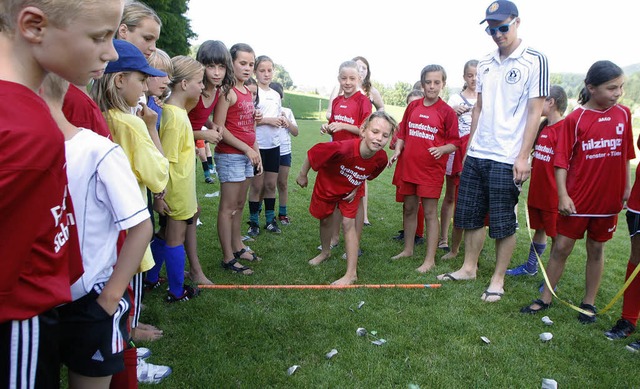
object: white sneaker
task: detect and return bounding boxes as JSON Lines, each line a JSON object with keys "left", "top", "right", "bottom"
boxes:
{"left": 137, "top": 359, "right": 172, "bottom": 384}
{"left": 136, "top": 347, "right": 151, "bottom": 360}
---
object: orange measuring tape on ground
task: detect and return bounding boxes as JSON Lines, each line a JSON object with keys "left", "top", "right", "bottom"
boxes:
{"left": 198, "top": 284, "right": 442, "bottom": 290}
{"left": 526, "top": 208, "right": 640, "bottom": 316}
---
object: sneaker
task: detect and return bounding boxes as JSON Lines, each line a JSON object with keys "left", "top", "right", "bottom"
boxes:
{"left": 278, "top": 215, "right": 291, "bottom": 225}
{"left": 143, "top": 276, "right": 166, "bottom": 291}
{"left": 205, "top": 176, "right": 215, "bottom": 184}
{"left": 247, "top": 221, "right": 260, "bottom": 237}
{"left": 136, "top": 347, "right": 152, "bottom": 360}
{"left": 414, "top": 236, "right": 425, "bottom": 245}
{"left": 506, "top": 263, "right": 538, "bottom": 276}
{"left": 605, "top": 319, "right": 636, "bottom": 340}
{"left": 265, "top": 220, "right": 281, "bottom": 234}
{"left": 166, "top": 285, "right": 199, "bottom": 303}
{"left": 392, "top": 230, "right": 405, "bottom": 241}
{"left": 578, "top": 302, "right": 597, "bottom": 324}
{"left": 626, "top": 340, "right": 640, "bottom": 352}
{"left": 137, "top": 359, "right": 172, "bottom": 384}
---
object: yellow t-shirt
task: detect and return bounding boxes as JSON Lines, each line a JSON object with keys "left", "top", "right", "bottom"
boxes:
{"left": 106, "top": 109, "right": 169, "bottom": 272}
{"left": 159, "top": 104, "right": 197, "bottom": 220}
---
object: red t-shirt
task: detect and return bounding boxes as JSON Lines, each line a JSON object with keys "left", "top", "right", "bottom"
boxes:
{"left": 555, "top": 104, "right": 635, "bottom": 216}
{"left": 62, "top": 84, "right": 111, "bottom": 139}
{"left": 397, "top": 98, "right": 459, "bottom": 186}
{"left": 627, "top": 167, "right": 640, "bottom": 213}
{"left": 188, "top": 89, "right": 220, "bottom": 130}
{"left": 308, "top": 139, "right": 387, "bottom": 201}
{"left": 215, "top": 87, "right": 255, "bottom": 155}
{"left": 527, "top": 120, "right": 563, "bottom": 212}
{"left": 0, "top": 80, "right": 83, "bottom": 322}
{"left": 330, "top": 92, "right": 372, "bottom": 142}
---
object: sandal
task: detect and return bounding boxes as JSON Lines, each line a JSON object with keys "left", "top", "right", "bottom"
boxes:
{"left": 233, "top": 247, "right": 261, "bottom": 262}
{"left": 578, "top": 303, "right": 597, "bottom": 324}
{"left": 520, "top": 298, "right": 550, "bottom": 314}
{"left": 221, "top": 259, "right": 253, "bottom": 275}
{"left": 437, "top": 239, "right": 450, "bottom": 252}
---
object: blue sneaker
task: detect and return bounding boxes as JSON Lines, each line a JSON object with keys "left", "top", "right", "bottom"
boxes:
{"left": 506, "top": 263, "right": 537, "bottom": 276}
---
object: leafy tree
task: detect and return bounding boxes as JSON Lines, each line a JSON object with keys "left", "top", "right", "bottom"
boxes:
{"left": 273, "top": 64, "right": 294, "bottom": 90}
{"left": 375, "top": 81, "right": 413, "bottom": 107}
{"left": 141, "top": 0, "right": 196, "bottom": 57}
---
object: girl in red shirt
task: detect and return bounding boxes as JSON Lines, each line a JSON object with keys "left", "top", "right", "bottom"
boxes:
{"left": 507, "top": 85, "right": 568, "bottom": 276}
{"left": 521, "top": 61, "right": 635, "bottom": 323}
{"left": 389, "top": 65, "right": 459, "bottom": 273}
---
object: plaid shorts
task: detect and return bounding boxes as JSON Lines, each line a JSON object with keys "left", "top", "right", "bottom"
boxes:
{"left": 454, "top": 156, "right": 520, "bottom": 239}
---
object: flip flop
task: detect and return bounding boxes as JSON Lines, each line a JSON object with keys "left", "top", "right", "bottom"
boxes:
{"left": 438, "top": 273, "right": 458, "bottom": 281}
{"left": 481, "top": 289, "right": 504, "bottom": 302}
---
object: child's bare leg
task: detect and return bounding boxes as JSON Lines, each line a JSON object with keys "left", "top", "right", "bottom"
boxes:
{"left": 528, "top": 234, "right": 576, "bottom": 309}
{"left": 363, "top": 181, "right": 370, "bottom": 225}
{"left": 185, "top": 207, "right": 213, "bottom": 285}
{"left": 392, "top": 195, "right": 419, "bottom": 259}
{"left": 329, "top": 207, "right": 341, "bottom": 246}
{"left": 218, "top": 181, "right": 253, "bottom": 274}
{"left": 309, "top": 215, "right": 334, "bottom": 265}
{"left": 332, "top": 217, "right": 358, "bottom": 285}
{"left": 442, "top": 227, "right": 463, "bottom": 259}
{"left": 232, "top": 179, "right": 252, "bottom": 252}
{"left": 277, "top": 165, "right": 290, "bottom": 209}
{"left": 439, "top": 176, "right": 456, "bottom": 247}
{"left": 417, "top": 198, "right": 438, "bottom": 273}
{"left": 583, "top": 237, "right": 605, "bottom": 306}
{"left": 437, "top": 227, "right": 485, "bottom": 280}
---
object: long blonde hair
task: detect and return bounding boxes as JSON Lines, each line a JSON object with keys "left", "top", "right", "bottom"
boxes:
{"left": 119, "top": 0, "right": 161, "bottom": 34}
{"left": 91, "top": 72, "right": 133, "bottom": 113}
{"left": 169, "top": 56, "right": 203, "bottom": 89}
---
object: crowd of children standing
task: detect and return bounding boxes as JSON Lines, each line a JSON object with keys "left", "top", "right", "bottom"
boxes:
{"left": 3, "top": 0, "right": 640, "bottom": 387}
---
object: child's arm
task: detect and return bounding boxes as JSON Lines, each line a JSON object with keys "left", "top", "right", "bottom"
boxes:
{"left": 282, "top": 109, "right": 298, "bottom": 136}
{"left": 429, "top": 144, "right": 457, "bottom": 159}
{"left": 555, "top": 167, "right": 576, "bottom": 216}
{"left": 389, "top": 138, "right": 404, "bottom": 167}
{"left": 625, "top": 160, "right": 632, "bottom": 202}
{"left": 138, "top": 102, "right": 164, "bottom": 155}
{"left": 326, "top": 122, "right": 360, "bottom": 136}
{"left": 97, "top": 219, "right": 152, "bottom": 315}
{"left": 296, "top": 156, "right": 312, "bottom": 187}
{"left": 193, "top": 124, "right": 223, "bottom": 145}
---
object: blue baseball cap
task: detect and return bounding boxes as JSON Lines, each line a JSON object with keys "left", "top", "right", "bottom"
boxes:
{"left": 105, "top": 40, "right": 167, "bottom": 77}
{"left": 479, "top": 0, "right": 518, "bottom": 24}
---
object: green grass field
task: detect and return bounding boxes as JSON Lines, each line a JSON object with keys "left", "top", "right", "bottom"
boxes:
{"left": 137, "top": 117, "right": 640, "bottom": 388}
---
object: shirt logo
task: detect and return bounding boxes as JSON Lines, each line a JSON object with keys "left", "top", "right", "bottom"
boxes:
{"left": 506, "top": 68, "right": 521, "bottom": 84}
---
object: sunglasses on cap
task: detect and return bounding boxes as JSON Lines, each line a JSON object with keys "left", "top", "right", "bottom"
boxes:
{"left": 485, "top": 18, "right": 517, "bottom": 36}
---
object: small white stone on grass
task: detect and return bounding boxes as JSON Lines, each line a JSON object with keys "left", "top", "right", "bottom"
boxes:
{"left": 357, "top": 301, "right": 365, "bottom": 309}
{"left": 325, "top": 349, "right": 338, "bottom": 359}
{"left": 539, "top": 332, "right": 553, "bottom": 342}
{"left": 286, "top": 365, "right": 300, "bottom": 376}
{"left": 356, "top": 327, "right": 367, "bottom": 336}
{"left": 541, "top": 378, "right": 558, "bottom": 389}
{"left": 371, "top": 339, "right": 387, "bottom": 346}
{"left": 541, "top": 316, "right": 553, "bottom": 326}
{"left": 480, "top": 336, "right": 491, "bottom": 344}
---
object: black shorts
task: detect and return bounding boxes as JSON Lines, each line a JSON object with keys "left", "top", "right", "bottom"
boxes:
{"left": 279, "top": 153, "right": 292, "bottom": 167}
{"left": 58, "top": 285, "right": 131, "bottom": 377}
{"left": 158, "top": 214, "right": 194, "bottom": 227}
{"left": 627, "top": 210, "right": 640, "bottom": 237}
{"left": 260, "top": 147, "right": 280, "bottom": 173}
{"left": 0, "top": 309, "right": 61, "bottom": 389}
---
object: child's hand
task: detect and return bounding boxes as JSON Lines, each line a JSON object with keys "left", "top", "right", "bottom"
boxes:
{"left": 558, "top": 195, "right": 576, "bottom": 216}
{"left": 320, "top": 124, "right": 329, "bottom": 135}
{"left": 454, "top": 104, "right": 471, "bottom": 116}
{"left": 202, "top": 129, "right": 222, "bottom": 145}
{"left": 342, "top": 187, "right": 358, "bottom": 203}
{"left": 152, "top": 95, "right": 164, "bottom": 109}
{"left": 153, "top": 197, "right": 171, "bottom": 216}
{"left": 254, "top": 161, "right": 263, "bottom": 176}
{"left": 388, "top": 151, "right": 401, "bottom": 168}
{"left": 138, "top": 102, "right": 158, "bottom": 129}
{"left": 254, "top": 109, "right": 263, "bottom": 123}
{"left": 296, "top": 174, "right": 308, "bottom": 188}
{"left": 429, "top": 146, "right": 445, "bottom": 160}
{"left": 245, "top": 148, "right": 260, "bottom": 166}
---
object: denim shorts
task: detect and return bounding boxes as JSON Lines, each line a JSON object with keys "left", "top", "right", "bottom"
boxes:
{"left": 214, "top": 153, "right": 254, "bottom": 183}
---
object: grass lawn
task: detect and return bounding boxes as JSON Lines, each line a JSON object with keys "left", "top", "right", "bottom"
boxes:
{"left": 139, "top": 119, "right": 639, "bottom": 388}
